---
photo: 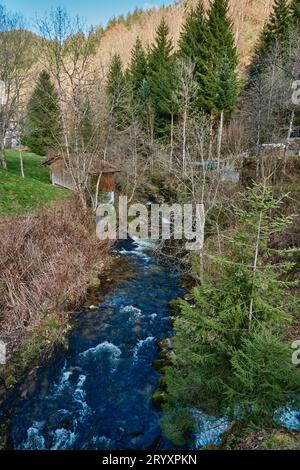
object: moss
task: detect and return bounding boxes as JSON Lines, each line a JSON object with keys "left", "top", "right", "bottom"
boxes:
{"left": 153, "top": 358, "right": 171, "bottom": 373}
{"left": 152, "top": 391, "right": 166, "bottom": 410}
{"left": 168, "top": 298, "right": 182, "bottom": 315}
{"left": 0, "top": 310, "right": 70, "bottom": 394}
{"left": 4, "top": 375, "right": 17, "bottom": 389}
{"left": 0, "top": 420, "right": 11, "bottom": 450}
{"left": 262, "top": 432, "right": 300, "bottom": 450}
{"left": 157, "top": 376, "right": 168, "bottom": 390}
{"left": 201, "top": 444, "right": 221, "bottom": 450}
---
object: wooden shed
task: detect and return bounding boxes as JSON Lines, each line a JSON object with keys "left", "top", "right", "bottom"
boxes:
{"left": 43, "top": 153, "right": 120, "bottom": 194}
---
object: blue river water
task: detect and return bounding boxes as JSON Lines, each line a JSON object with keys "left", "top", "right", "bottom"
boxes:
{"left": 0, "top": 238, "right": 185, "bottom": 450}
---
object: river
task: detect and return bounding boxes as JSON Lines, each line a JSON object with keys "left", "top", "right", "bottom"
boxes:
{"left": 0, "top": 238, "right": 185, "bottom": 450}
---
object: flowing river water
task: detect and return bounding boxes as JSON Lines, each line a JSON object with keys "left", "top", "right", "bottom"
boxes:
{"left": 1, "top": 237, "right": 298, "bottom": 450}
{"left": 0, "top": 238, "right": 186, "bottom": 450}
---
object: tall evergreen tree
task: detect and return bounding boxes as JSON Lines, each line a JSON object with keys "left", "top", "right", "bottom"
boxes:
{"left": 23, "top": 70, "right": 62, "bottom": 155}
{"left": 202, "top": 0, "right": 238, "bottom": 109}
{"left": 179, "top": 1, "right": 208, "bottom": 111}
{"left": 202, "top": 0, "right": 239, "bottom": 161}
{"left": 106, "top": 53, "right": 129, "bottom": 130}
{"left": 251, "top": 0, "right": 292, "bottom": 76}
{"left": 162, "top": 183, "right": 300, "bottom": 445}
{"left": 147, "top": 18, "right": 177, "bottom": 138}
{"left": 129, "top": 37, "right": 148, "bottom": 105}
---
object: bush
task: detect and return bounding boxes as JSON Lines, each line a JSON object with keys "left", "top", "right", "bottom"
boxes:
{"left": 0, "top": 200, "right": 110, "bottom": 359}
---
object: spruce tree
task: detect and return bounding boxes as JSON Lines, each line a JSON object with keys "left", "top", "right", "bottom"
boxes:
{"left": 202, "top": 0, "right": 239, "bottom": 160}
{"left": 129, "top": 37, "right": 148, "bottom": 106}
{"left": 162, "top": 182, "right": 300, "bottom": 445}
{"left": 106, "top": 53, "right": 129, "bottom": 130}
{"left": 203, "top": 0, "right": 238, "bottom": 110}
{"left": 23, "top": 70, "right": 62, "bottom": 155}
{"left": 147, "top": 18, "right": 177, "bottom": 138}
{"left": 251, "top": 0, "right": 292, "bottom": 76}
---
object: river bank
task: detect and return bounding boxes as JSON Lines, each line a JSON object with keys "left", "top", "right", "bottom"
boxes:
{"left": 0, "top": 201, "right": 113, "bottom": 407}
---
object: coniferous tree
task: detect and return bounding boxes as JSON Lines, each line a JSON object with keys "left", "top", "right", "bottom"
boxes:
{"left": 162, "top": 182, "right": 300, "bottom": 445}
{"left": 129, "top": 37, "right": 148, "bottom": 106}
{"left": 251, "top": 0, "right": 292, "bottom": 76}
{"left": 128, "top": 37, "right": 153, "bottom": 134}
{"left": 106, "top": 53, "right": 129, "bottom": 130}
{"left": 23, "top": 70, "right": 62, "bottom": 155}
{"left": 202, "top": 0, "right": 239, "bottom": 161}
{"left": 179, "top": 1, "right": 207, "bottom": 110}
{"left": 147, "top": 18, "right": 177, "bottom": 138}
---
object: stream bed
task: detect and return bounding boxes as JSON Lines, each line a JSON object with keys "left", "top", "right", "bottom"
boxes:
{"left": 0, "top": 238, "right": 185, "bottom": 450}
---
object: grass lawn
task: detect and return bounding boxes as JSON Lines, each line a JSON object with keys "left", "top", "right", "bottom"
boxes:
{"left": 0, "top": 149, "right": 70, "bottom": 216}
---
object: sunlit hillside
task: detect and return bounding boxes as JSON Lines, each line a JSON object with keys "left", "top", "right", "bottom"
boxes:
{"left": 94, "top": 0, "right": 274, "bottom": 72}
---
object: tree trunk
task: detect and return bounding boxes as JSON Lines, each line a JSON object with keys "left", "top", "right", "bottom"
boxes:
{"left": 169, "top": 112, "right": 174, "bottom": 171}
{"left": 217, "top": 110, "right": 224, "bottom": 169}
{"left": 0, "top": 151, "right": 7, "bottom": 169}
{"left": 248, "top": 184, "right": 265, "bottom": 332}
{"left": 208, "top": 114, "right": 213, "bottom": 161}
{"left": 94, "top": 172, "right": 103, "bottom": 211}
{"left": 19, "top": 150, "right": 24, "bottom": 178}
{"left": 256, "top": 108, "right": 262, "bottom": 179}
{"left": 182, "top": 108, "right": 187, "bottom": 175}
{"left": 0, "top": 141, "right": 7, "bottom": 170}
{"left": 284, "top": 109, "right": 295, "bottom": 172}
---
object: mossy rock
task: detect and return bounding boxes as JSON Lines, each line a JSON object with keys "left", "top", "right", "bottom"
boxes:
{"left": 157, "top": 376, "right": 168, "bottom": 390}
{"left": 152, "top": 391, "right": 166, "bottom": 410}
{"left": 0, "top": 420, "right": 11, "bottom": 450}
{"left": 158, "top": 350, "right": 171, "bottom": 361}
{"left": 5, "top": 375, "right": 17, "bottom": 389}
{"left": 262, "top": 432, "right": 300, "bottom": 450}
{"left": 157, "top": 338, "right": 173, "bottom": 351}
{"left": 153, "top": 358, "right": 171, "bottom": 373}
{"left": 168, "top": 299, "right": 182, "bottom": 315}
{"left": 201, "top": 444, "right": 221, "bottom": 450}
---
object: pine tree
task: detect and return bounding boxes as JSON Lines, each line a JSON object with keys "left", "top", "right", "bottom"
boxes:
{"left": 179, "top": 3, "right": 207, "bottom": 78}
{"left": 106, "top": 53, "right": 129, "bottom": 130}
{"left": 202, "top": 0, "right": 239, "bottom": 161}
{"left": 179, "top": 1, "right": 214, "bottom": 114}
{"left": 147, "top": 18, "right": 177, "bottom": 138}
{"left": 202, "top": 0, "right": 238, "bottom": 109}
{"left": 162, "top": 182, "right": 300, "bottom": 444}
{"left": 251, "top": 0, "right": 292, "bottom": 76}
{"left": 129, "top": 37, "right": 148, "bottom": 106}
{"left": 23, "top": 70, "right": 62, "bottom": 155}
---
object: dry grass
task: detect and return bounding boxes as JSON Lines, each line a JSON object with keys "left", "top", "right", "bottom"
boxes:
{"left": 0, "top": 200, "right": 110, "bottom": 355}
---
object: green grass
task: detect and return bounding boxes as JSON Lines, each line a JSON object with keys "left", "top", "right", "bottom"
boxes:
{"left": 0, "top": 150, "right": 70, "bottom": 216}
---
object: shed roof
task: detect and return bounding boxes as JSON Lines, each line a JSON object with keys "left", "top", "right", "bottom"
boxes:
{"left": 43, "top": 153, "right": 120, "bottom": 174}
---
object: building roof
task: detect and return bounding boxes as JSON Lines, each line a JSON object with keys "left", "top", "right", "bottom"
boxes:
{"left": 42, "top": 153, "right": 120, "bottom": 174}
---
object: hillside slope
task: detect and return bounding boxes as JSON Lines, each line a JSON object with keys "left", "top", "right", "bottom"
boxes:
{"left": 95, "top": 0, "right": 273, "bottom": 72}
